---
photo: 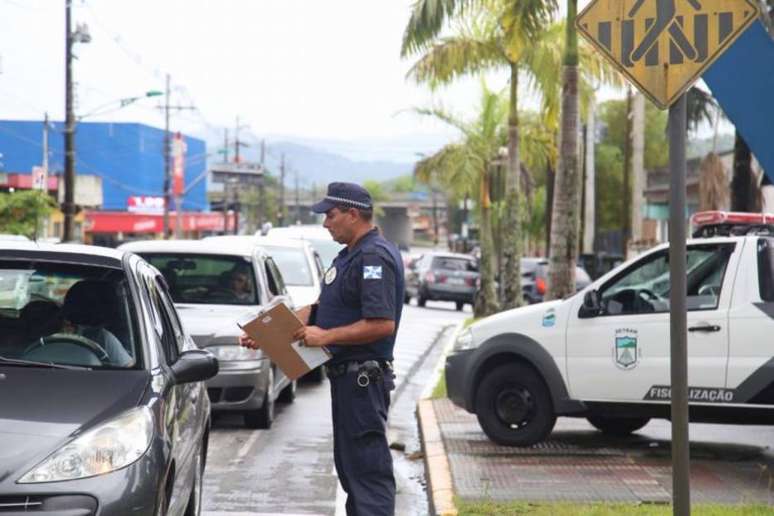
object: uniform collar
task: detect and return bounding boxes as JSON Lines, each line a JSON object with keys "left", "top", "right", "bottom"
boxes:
{"left": 338, "top": 227, "right": 379, "bottom": 261}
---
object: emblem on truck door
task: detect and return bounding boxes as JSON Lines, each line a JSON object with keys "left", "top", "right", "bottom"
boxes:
{"left": 614, "top": 328, "right": 639, "bottom": 370}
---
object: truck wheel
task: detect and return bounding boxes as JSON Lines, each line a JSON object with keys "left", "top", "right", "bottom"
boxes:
{"left": 475, "top": 363, "right": 556, "bottom": 447}
{"left": 587, "top": 415, "right": 650, "bottom": 436}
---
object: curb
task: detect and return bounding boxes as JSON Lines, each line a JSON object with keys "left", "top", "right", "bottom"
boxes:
{"left": 417, "top": 322, "right": 463, "bottom": 516}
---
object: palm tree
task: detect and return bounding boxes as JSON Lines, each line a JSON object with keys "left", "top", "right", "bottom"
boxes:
{"left": 545, "top": 0, "right": 580, "bottom": 301}
{"left": 403, "top": 0, "right": 557, "bottom": 310}
{"left": 413, "top": 85, "right": 508, "bottom": 316}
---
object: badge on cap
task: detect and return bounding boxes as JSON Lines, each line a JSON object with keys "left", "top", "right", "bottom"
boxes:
{"left": 363, "top": 265, "right": 382, "bottom": 280}
{"left": 325, "top": 266, "right": 337, "bottom": 285}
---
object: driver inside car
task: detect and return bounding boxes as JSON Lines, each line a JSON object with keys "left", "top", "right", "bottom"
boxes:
{"left": 41, "top": 280, "right": 134, "bottom": 367}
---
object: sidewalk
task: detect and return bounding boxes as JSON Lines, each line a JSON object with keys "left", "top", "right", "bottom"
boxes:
{"left": 418, "top": 398, "right": 774, "bottom": 514}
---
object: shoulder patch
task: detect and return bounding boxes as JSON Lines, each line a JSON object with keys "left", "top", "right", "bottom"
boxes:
{"left": 363, "top": 265, "right": 383, "bottom": 280}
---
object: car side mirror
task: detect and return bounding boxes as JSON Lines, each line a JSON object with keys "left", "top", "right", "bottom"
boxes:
{"left": 171, "top": 349, "right": 219, "bottom": 384}
{"left": 580, "top": 290, "right": 602, "bottom": 318}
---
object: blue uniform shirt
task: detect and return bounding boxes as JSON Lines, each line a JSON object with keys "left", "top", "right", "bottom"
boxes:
{"left": 315, "top": 228, "right": 404, "bottom": 364}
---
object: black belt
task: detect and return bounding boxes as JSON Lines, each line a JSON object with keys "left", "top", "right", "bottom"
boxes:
{"left": 327, "top": 360, "right": 393, "bottom": 380}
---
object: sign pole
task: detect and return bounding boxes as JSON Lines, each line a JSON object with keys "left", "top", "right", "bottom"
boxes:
{"left": 668, "top": 93, "right": 690, "bottom": 516}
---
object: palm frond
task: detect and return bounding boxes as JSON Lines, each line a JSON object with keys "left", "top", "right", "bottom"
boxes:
{"left": 407, "top": 36, "right": 505, "bottom": 88}
{"left": 501, "top": 0, "right": 559, "bottom": 42}
{"left": 401, "top": 0, "right": 477, "bottom": 56}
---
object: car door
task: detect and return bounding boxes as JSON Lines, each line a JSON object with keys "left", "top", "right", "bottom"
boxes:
{"left": 138, "top": 266, "right": 198, "bottom": 515}
{"left": 567, "top": 242, "right": 739, "bottom": 402}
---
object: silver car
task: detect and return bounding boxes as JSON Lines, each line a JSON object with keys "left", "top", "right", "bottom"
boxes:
{"left": 120, "top": 239, "right": 296, "bottom": 429}
{"left": 0, "top": 241, "right": 217, "bottom": 515}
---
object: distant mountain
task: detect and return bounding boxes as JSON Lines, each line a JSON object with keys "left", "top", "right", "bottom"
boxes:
{"left": 207, "top": 138, "right": 415, "bottom": 187}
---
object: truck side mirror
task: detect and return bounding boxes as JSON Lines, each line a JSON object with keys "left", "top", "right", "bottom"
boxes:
{"left": 580, "top": 290, "right": 601, "bottom": 318}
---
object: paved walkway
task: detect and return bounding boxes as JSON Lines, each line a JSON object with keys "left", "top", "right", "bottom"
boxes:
{"left": 420, "top": 398, "right": 774, "bottom": 512}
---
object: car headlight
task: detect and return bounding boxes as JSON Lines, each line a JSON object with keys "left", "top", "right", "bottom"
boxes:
{"left": 454, "top": 327, "right": 476, "bottom": 351}
{"left": 208, "top": 344, "right": 263, "bottom": 361}
{"left": 19, "top": 407, "right": 153, "bottom": 483}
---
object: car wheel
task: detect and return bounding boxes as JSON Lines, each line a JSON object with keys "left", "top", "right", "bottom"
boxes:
{"left": 183, "top": 442, "right": 205, "bottom": 516}
{"left": 587, "top": 415, "right": 650, "bottom": 436}
{"left": 245, "top": 369, "right": 274, "bottom": 429}
{"left": 455, "top": 301, "right": 464, "bottom": 311}
{"left": 404, "top": 293, "right": 411, "bottom": 304}
{"left": 417, "top": 290, "right": 427, "bottom": 307}
{"left": 475, "top": 363, "right": 556, "bottom": 447}
{"left": 278, "top": 379, "right": 297, "bottom": 403}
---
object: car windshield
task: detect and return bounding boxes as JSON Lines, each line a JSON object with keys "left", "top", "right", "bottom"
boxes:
{"left": 142, "top": 254, "right": 259, "bottom": 305}
{"left": 263, "top": 246, "right": 314, "bottom": 286}
{"left": 0, "top": 261, "right": 139, "bottom": 369}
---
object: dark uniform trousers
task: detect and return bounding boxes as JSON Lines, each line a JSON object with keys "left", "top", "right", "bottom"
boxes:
{"left": 330, "top": 366, "right": 396, "bottom": 516}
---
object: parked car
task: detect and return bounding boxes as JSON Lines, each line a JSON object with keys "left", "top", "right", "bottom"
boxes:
{"left": 405, "top": 252, "right": 479, "bottom": 311}
{"left": 205, "top": 234, "right": 327, "bottom": 382}
{"left": 263, "top": 224, "right": 344, "bottom": 269}
{"left": 0, "top": 241, "right": 218, "bottom": 515}
{"left": 521, "top": 258, "right": 593, "bottom": 304}
{"left": 120, "top": 239, "right": 296, "bottom": 429}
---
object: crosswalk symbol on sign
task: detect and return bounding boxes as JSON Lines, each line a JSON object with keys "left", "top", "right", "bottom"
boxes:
{"left": 577, "top": 0, "right": 762, "bottom": 109}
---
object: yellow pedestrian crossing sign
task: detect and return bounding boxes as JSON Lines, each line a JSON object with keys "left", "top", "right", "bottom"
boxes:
{"left": 577, "top": 0, "right": 762, "bottom": 108}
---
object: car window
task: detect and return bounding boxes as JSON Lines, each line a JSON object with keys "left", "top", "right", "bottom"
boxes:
{"left": 141, "top": 273, "right": 179, "bottom": 364}
{"left": 264, "top": 246, "right": 314, "bottom": 286}
{"left": 140, "top": 253, "right": 259, "bottom": 305}
{"left": 155, "top": 276, "right": 185, "bottom": 354}
{"left": 264, "top": 258, "right": 287, "bottom": 297}
{"left": 313, "top": 251, "right": 325, "bottom": 279}
{"left": 0, "top": 261, "right": 139, "bottom": 369}
{"left": 758, "top": 238, "right": 774, "bottom": 302}
{"left": 598, "top": 244, "right": 735, "bottom": 316}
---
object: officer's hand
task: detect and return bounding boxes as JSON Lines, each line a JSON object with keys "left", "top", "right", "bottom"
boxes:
{"left": 239, "top": 333, "right": 259, "bottom": 349}
{"left": 295, "top": 325, "right": 330, "bottom": 347}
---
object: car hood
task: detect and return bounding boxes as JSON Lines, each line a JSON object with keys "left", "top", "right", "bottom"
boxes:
{"left": 0, "top": 367, "right": 149, "bottom": 481}
{"left": 175, "top": 304, "right": 257, "bottom": 347}
{"left": 286, "top": 285, "right": 319, "bottom": 308}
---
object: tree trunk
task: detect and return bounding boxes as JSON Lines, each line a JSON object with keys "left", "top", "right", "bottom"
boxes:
{"left": 475, "top": 170, "right": 500, "bottom": 317}
{"left": 731, "top": 131, "right": 756, "bottom": 212}
{"left": 545, "top": 164, "right": 554, "bottom": 257}
{"left": 546, "top": 0, "right": 580, "bottom": 301}
{"left": 622, "top": 87, "right": 633, "bottom": 256}
{"left": 502, "top": 63, "right": 524, "bottom": 310}
{"left": 582, "top": 98, "right": 595, "bottom": 255}
{"left": 630, "top": 92, "right": 646, "bottom": 253}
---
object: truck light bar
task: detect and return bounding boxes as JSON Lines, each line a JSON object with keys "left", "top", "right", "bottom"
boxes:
{"left": 691, "top": 211, "right": 774, "bottom": 227}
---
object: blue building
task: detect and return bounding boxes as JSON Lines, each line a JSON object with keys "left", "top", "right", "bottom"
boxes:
{"left": 0, "top": 120, "right": 207, "bottom": 212}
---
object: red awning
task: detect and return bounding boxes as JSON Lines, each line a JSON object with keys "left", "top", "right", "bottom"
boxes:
{"left": 84, "top": 211, "right": 235, "bottom": 234}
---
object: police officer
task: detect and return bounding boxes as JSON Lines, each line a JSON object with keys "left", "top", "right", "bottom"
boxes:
{"left": 241, "top": 182, "right": 404, "bottom": 515}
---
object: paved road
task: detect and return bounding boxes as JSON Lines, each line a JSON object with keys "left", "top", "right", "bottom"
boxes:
{"left": 202, "top": 300, "right": 468, "bottom": 516}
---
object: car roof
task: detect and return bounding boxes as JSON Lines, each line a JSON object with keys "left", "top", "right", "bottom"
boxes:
{"left": 421, "top": 251, "right": 475, "bottom": 260}
{"left": 0, "top": 241, "right": 127, "bottom": 267}
{"left": 119, "top": 238, "right": 261, "bottom": 258}
{"left": 266, "top": 225, "right": 332, "bottom": 240}
{"left": 206, "top": 234, "right": 312, "bottom": 251}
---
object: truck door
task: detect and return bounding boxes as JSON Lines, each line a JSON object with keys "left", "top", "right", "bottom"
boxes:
{"left": 567, "top": 242, "right": 738, "bottom": 402}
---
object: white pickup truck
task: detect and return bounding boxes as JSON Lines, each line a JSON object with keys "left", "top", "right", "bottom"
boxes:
{"left": 445, "top": 211, "right": 774, "bottom": 446}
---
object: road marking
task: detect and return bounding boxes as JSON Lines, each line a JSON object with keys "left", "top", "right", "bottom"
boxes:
{"left": 229, "top": 430, "right": 261, "bottom": 464}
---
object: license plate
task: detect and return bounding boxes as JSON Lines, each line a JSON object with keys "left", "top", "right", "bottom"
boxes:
{"left": 448, "top": 277, "right": 465, "bottom": 285}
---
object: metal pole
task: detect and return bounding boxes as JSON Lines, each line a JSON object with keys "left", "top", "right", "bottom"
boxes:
{"left": 162, "top": 74, "right": 171, "bottom": 239}
{"left": 63, "top": 0, "right": 75, "bottom": 242}
{"left": 668, "top": 94, "right": 690, "bottom": 516}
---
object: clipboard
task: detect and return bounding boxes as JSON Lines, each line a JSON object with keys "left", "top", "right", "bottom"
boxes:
{"left": 237, "top": 301, "right": 331, "bottom": 381}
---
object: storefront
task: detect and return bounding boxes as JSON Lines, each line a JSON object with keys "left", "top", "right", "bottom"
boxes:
{"left": 85, "top": 210, "right": 236, "bottom": 247}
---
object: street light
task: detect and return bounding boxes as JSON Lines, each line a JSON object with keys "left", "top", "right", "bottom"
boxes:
{"left": 77, "top": 90, "right": 164, "bottom": 120}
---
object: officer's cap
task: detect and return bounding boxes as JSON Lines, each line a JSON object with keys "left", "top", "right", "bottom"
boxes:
{"left": 311, "top": 182, "right": 373, "bottom": 214}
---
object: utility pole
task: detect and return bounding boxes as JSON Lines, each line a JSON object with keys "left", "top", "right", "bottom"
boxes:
{"left": 159, "top": 75, "right": 194, "bottom": 239}
{"left": 223, "top": 128, "right": 229, "bottom": 163}
{"left": 63, "top": 0, "right": 75, "bottom": 242}
{"left": 630, "top": 93, "right": 646, "bottom": 253}
{"left": 582, "top": 100, "right": 595, "bottom": 255}
{"left": 162, "top": 74, "right": 171, "bottom": 238}
{"left": 278, "top": 154, "right": 286, "bottom": 226}
{"left": 259, "top": 140, "right": 266, "bottom": 225}
{"left": 432, "top": 188, "right": 439, "bottom": 246}
{"left": 294, "top": 169, "right": 301, "bottom": 224}
{"left": 43, "top": 113, "right": 50, "bottom": 176}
